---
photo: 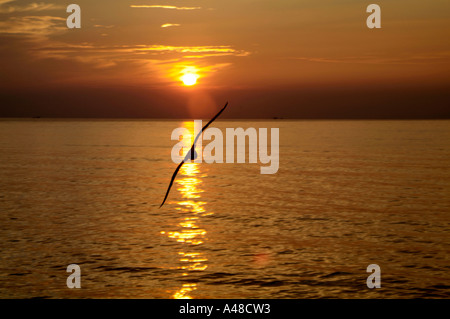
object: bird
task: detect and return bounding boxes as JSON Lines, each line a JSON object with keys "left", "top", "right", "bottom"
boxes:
{"left": 159, "top": 101, "right": 229, "bottom": 208}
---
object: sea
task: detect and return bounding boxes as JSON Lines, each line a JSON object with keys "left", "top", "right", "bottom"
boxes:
{"left": 0, "top": 119, "right": 449, "bottom": 298}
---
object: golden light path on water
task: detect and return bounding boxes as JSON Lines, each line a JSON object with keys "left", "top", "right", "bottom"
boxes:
{"left": 161, "top": 121, "right": 211, "bottom": 299}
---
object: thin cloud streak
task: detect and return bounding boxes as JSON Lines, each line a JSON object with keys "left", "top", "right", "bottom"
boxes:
{"left": 289, "top": 53, "right": 450, "bottom": 65}
{"left": 93, "top": 25, "right": 115, "bottom": 29}
{"left": 0, "top": 15, "right": 66, "bottom": 36}
{"left": 36, "top": 44, "right": 248, "bottom": 56}
{"left": 0, "top": 2, "right": 64, "bottom": 14}
{"left": 130, "top": 5, "right": 201, "bottom": 10}
{"left": 161, "top": 24, "right": 180, "bottom": 28}
{"left": 19, "top": 41, "right": 250, "bottom": 82}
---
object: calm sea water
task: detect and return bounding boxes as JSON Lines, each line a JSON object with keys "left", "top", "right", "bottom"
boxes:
{"left": 0, "top": 119, "right": 449, "bottom": 299}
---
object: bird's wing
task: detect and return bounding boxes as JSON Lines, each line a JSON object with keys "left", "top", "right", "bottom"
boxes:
{"left": 159, "top": 160, "right": 185, "bottom": 208}
{"left": 192, "top": 101, "right": 228, "bottom": 147}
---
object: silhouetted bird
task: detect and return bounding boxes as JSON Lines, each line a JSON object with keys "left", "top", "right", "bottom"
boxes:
{"left": 159, "top": 102, "right": 229, "bottom": 208}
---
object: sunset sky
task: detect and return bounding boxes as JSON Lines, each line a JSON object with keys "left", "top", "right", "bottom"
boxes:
{"left": 1, "top": 0, "right": 449, "bottom": 118}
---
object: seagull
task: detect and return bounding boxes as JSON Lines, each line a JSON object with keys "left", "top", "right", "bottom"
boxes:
{"left": 159, "top": 101, "right": 229, "bottom": 208}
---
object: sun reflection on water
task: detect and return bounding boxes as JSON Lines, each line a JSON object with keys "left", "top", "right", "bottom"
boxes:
{"left": 162, "top": 121, "right": 211, "bottom": 299}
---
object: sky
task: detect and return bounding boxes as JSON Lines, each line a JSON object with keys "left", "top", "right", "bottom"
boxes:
{"left": 0, "top": 0, "right": 449, "bottom": 118}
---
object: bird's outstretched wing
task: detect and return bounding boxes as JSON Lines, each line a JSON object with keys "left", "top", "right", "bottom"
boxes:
{"left": 159, "top": 160, "right": 184, "bottom": 208}
{"left": 159, "top": 101, "right": 229, "bottom": 208}
{"left": 193, "top": 101, "right": 228, "bottom": 147}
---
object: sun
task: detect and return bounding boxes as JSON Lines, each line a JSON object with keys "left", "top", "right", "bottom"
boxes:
{"left": 180, "top": 73, "right": 199, "bottom": 86}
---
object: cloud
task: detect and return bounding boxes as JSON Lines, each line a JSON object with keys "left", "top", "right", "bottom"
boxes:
{"left": 0, "top": 15, "right": 66, "bottom": 37}
{"left": 0, "top": 2, "right": 64, "bottom": 14}
{"left": 0, "top": 6, "right": 250, "bottom": 86}
{"left": 134, "top": 45, "right": 244, "bottom": 54}
{"left": 35, "top": 43, "right": 250, "bottom": 62}
{"left": 130, "top": 5, "right": 201, "bottom": 10}
{"left": 93, "top": 24, "right": 115, "bottom": 29}
{"left": 183, "top": 52, "right": 251, "bottom": 59}
{"left": 161, "top": 23, "right": 180, "bottom": 28}
{"left": 290, "top": 53, "right": 450, "bottom": 65}
{"left": 25, "top": 42, "right": 251, "bottom": 84}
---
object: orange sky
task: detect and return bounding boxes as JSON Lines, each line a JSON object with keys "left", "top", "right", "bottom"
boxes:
{"left": 0, "top": 0, "right": 449, "bottom": 118}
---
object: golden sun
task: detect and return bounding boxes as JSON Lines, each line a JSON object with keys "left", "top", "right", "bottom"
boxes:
{"left": 180, "top": 73, "right": 199, "bottom": 86}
